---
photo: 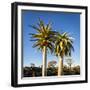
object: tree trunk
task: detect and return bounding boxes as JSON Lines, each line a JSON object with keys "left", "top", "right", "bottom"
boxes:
{"left": 69, "top": 64, "right": 71, "bottom": 74}
{"left": 42, "top": 46, "right": 47, "bottom": 77}
{"left": 58, "top": 55, "right": 63, "bottom": 76}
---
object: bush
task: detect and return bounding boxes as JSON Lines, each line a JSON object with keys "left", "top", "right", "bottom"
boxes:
{"left": 23, "top": 65, "right": 80, "bottom": 77}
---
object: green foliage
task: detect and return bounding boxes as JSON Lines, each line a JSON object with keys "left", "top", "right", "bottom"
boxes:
{"left": 23, "top": 65, "right": 80, "bottom": 77}
{"left": 63, "top": 65, "right": 80, "bottom": 75}
{"left": 29, "top": 18, "right": 57, "bottom": 53}
{"left": 48, "top": 61, "right": 57, "bottom": 68}
{"left": 47, "top": 67, "right": 57, "bottom": 76}
{"left": 23, "top": 66, "right": 42, "bottom": 77}
{"left": 54, "top": 32, "right": 74, "bottom": 57}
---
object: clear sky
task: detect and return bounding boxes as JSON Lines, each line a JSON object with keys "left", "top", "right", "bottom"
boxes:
{"left": 22, "top": 10, "right": 80, "bottom": 67}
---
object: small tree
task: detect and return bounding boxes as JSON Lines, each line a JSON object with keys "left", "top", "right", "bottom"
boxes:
{"left": 30, "top": 63, "right": 35, "bottom": 68}
{"left": 65, "top": 57, "right": 74, "bottom": 71}
{"left": 30, "top": 63, "right": 35, "bottom": 77}
{"left": 48, "top": 61, "right": 57, "bottom": 68}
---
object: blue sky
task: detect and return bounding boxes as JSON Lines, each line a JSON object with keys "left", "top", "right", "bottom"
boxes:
{"left": 22, "top": 10, "right": 80, "bottom": 67}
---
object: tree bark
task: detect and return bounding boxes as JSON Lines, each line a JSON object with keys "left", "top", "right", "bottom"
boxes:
{"left": 58, "top": 55, "right": 63, "bottom": 76}
{"left": 42, "top": 46, "right": 47, "bottom": 77}
{"left": 69, "top": 64, "right": 72, "bottom": 74}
